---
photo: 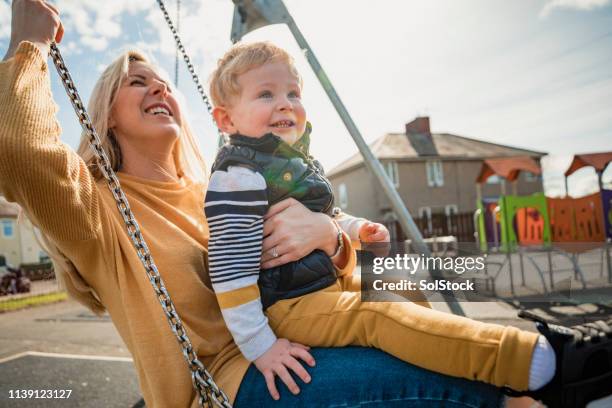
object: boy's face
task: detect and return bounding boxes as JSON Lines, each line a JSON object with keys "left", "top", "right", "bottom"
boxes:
{"left": 218, "top": 62, "right": 306, "bottom": 145}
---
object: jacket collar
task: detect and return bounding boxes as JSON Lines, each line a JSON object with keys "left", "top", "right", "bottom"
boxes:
{"left": 228, "top": 122, "right": 313, "bottom": 160}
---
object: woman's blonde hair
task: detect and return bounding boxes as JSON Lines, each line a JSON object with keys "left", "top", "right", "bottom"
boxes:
{"left": 209, "top": 41, "right": 302, "bottom": 107}
{"left": 41, "top": 49, "right": 207, "bottom": 314}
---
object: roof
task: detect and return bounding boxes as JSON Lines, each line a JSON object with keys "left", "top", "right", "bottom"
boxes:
{"left": 328, "top": 132, "right": 547, "bottom": 177}
{"left": 476, "top": 156, "right": 541, "bottom": 183}
{"left": 0, "top": 196, "right": 20, "bottom": 218}
{"left": 564, "top": 152, "right": 612, "bottom": 177}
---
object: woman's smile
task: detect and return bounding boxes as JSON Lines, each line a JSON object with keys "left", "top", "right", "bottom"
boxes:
{"left": 144, "top": 102, "right": 174, "bottom": 119}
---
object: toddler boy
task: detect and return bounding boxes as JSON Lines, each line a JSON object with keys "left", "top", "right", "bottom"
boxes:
{"left": 204, "top": 42, "right": 612, "bottom": 407}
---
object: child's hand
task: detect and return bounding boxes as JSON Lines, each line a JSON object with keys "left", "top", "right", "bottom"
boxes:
{"left": 254, "top": 338, "right": 315, "bottom": 400}
{"left": 359, "top": 221, "right": 390, "bottom": 243}
{"left": 359, "top": 221, "right": 391, "bottom": 256}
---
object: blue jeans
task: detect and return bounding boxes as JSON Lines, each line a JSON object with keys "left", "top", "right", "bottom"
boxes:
{"left": 234, "top": 347, "right": 503, "bottom": 407}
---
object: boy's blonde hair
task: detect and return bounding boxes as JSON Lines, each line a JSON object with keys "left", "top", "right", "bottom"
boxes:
{"left": 209, "top": 41, "right": 302, "bottom": 107}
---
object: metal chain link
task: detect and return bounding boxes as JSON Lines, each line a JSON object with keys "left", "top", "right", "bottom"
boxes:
{"left": 49, "top": 43, "right": 232, "bottom": 408}
{"left": 174, "top": 0, "right": 180, "bottom": 87}
{"left": 156, "top": 0, "right": 227, "bottom": 148}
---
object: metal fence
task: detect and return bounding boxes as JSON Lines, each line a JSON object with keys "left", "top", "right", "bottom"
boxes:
{"left": 389, "top": 212, "right": 477, "bottom": 243}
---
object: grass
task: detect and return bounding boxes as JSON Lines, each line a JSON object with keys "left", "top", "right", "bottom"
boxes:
{"left": 0, "top": 291, "right": 67, "bottom": 313}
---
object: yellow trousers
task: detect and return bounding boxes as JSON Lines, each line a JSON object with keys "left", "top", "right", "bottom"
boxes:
{"left": 266, "top": 275, "right": 538, "bottom": 391}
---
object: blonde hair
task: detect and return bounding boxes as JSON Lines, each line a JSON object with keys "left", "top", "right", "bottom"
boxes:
{"left": 209, "top": 41, "right": 302, "bottom": 107}
{"left": 41, "top": 49, "right": 207, "bottom": 314}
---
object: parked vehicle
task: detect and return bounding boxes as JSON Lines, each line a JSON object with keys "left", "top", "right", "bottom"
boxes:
{"left": 0, "top": 266, "right": 31, "bottom": 296}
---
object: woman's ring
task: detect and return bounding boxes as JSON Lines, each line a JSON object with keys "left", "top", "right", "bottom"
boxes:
{"left": 271, "top": 247, "right": 279, "bottom": 258}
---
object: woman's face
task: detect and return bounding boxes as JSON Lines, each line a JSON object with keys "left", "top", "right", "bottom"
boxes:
{"left": 110, "top": 61, "right": 182, "bottom": 153}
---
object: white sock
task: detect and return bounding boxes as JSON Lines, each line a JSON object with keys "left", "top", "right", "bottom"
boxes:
{"left": 528, "top": 335, "right": 556, "bottom": 390}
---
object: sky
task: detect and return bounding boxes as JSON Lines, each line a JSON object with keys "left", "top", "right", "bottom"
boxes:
{"left": 1, "top": 0, "right": 611, "bottom": 198}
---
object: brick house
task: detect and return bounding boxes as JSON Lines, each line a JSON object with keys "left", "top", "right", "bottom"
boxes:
{"left": 327, "top": 117, "right": 546, "bottom": 241}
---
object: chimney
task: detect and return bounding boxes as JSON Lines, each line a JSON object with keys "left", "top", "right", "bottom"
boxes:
{"left": 405, "top": 116, "right": 430, "bottom": 135}
{"left": 405, "top": 116, "right": 438, "bottom": 156}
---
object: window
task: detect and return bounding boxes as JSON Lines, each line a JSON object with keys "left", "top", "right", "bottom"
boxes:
{"left": 486, "top": 175, "right": 501, "bottom": 184}
{"left": 445, "top": 204, "right": 458, "bottom": 233}
{"left": 524, "top": 172, "right": 539, "bottom": 182}
{"left": 418, "top": 206, "right": 432, "bottom": 233}
{"left": 384, "top": 161, "right": 399, "bottom": 188}
{"left": 39, "top": 251, "right": 50, "bottom": 262}
{"left": 419, "top": 206, "right": 432, "bottom": 219}
{"left": 1, "top": 219, "right": 14, "bottom": 238}
{"left": 445, "top": 204, "right": 458, "bottom": 216}
{"left": 338, "top": 183, "right": 348, "bottom": 209}
{"left": 426, "top": 160, "right": 444, "bottom": 187}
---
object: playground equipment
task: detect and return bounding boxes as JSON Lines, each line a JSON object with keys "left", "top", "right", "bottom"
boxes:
{"left": 474, "top": 153, "right": 612, "bottom": 296}
{"left": 564, "top": 152, "right": 612, "bottom": 240}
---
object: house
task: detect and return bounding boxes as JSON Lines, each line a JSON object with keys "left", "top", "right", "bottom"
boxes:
{"left": 0, "top": 196, "right": 46, "bottom": 267}
{"left": 326, "top": 117, "right": 546, "bottom": 241}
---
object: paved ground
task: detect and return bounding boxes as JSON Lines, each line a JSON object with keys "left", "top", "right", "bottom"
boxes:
{"left": 1, "top": 272, "right": 611, "bottom": 407}
{"left": 0, "top": 300, "right": 140, "bottom": 407}
{"left": 0, "top": 353, "right": 141, "bottom": 408}
{"left": 479, "top": 247, "right": 612, "bottom": 301}
{"left": 0, "top": 300, "right": 129, "bottom": 361}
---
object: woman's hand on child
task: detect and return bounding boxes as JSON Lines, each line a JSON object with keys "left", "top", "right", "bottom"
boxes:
{"left": 359, "top": 221, "right": 391, "bottom": 257}
{"left": 262, "top": 198, "right": 337, "bottom": 269}
{"left": 4, "top": 0, "right": 64, "bottom": 61}
{"left": 253, "top": 338, "right": 315, "bottom": 400}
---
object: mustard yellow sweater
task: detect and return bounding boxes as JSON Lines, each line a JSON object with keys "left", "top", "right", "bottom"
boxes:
{"left": 0, "top": 42, "right": 355, "bottom": 407}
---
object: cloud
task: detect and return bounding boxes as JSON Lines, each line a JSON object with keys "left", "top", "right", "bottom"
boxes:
{"left": 59, "top": 41, "right": 81, "bottom": 56}
{"left": 81, "top": 36, "right": 109, "bottom": 52}
{"left": 55, "top": 0, "right": 153, "bottom": 52}
{"left": 143, "top": 0, "right": 234, "bottom": 67}
{"left": 540, "top": 0, "right": 611, "bottom": 18}
{"left": 26, "top": 0, "right": 232, "bottom": 73}
{"left": 0, "top": 1, "right": 11, "bottom": 40}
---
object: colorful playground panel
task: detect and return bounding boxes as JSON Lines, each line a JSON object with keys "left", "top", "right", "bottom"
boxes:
{"left": 603, "top": 189, "right": 612, "bottom": 240}
{"left": 478, "top": 190, "right": 611, "bottom": 251}
{"left": 499, "top": 193, "right": 551, "bottom": 250}
{"left": 549, "top": 192, "right": 606, "bottom": 242}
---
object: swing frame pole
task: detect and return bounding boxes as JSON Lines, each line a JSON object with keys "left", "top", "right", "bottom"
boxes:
{"left": 230, "top": 0, "right": 465, "bottom": 316}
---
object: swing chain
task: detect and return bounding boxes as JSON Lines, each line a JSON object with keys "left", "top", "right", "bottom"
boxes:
{"left": 156, "top": 0, "right": 226, "bottom": 146}
{"left": 174, "top": 0, "right": 180, "bottom": 87}
{"left": 48, "top": 43, "right": 232, "bottom": 408}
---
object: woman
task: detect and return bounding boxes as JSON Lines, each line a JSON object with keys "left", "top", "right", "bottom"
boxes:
{"left": 0, "top": 1, "right": 506, "bottom": 406}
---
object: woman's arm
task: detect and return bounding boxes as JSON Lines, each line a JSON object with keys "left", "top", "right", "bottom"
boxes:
{"left": 261, "top": 198, "right": 356, "bottom": 274}
{"left": 0, "top": 1, "right": 100, "bottom": 242}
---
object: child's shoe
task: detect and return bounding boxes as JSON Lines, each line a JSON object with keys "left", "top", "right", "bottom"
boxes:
{"left": 515, "top": 310, "right": 612, "bottom": 407}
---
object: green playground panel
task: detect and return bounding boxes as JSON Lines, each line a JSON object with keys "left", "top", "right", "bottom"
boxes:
{"left": 476, "top": 193, "right": 551, "bottom": 252}
{"left": 477, "top": 200, "right": 488, "bottom": 252}
{"left": 499, "top": 193, "right": 551, "bottom": 251}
